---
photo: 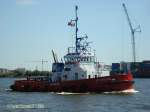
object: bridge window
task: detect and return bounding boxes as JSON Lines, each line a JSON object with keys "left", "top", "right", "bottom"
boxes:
{"left": 64, "top": 68, "right": 71, "bottom": 71}
{"left": 83, "top": 57, "right": 86, "bottom": 61}
{"left": 64, "top": 58, "right": 67, "bottom": 62}
{"left": 64, "top": 57, "right": 71, "bottom": 62}
{"left": 87, "top": 57, "right": 89, "bottom": 62}
{"left": 71, "top": 58, "right": 74, "bottom": 61}
{"left": 74, "top": 58, "right": 77, "bottom": 62}
{"left": 81, "top": 58, "right": 83, "bottom": 62}
{"left": 63, "top": 75, "right": 67, "bottom": 79}
{"left": 67, "top": 58, "right": 71, "bottom": 62}
{"left": 77, "top": 58, "right": 80, "bottom": 62}
{"left": 95, "top": 75, "right": 97, "bottom": 78}
{"left": 75, "top": 73, "right": 78, "bottom": 80}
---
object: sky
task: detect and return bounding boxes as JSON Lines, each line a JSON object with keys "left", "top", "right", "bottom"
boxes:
{"left": 0, "top": 0, "right": 150, "bottom": 71}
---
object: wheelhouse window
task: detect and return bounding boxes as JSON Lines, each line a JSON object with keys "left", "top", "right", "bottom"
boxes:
{"left": 64, "top": 68, "right": 71, "bottom": 71}
{"left": 81, "top": 58, "right": 83, "bottom": 62}
{"left": 75, "top": 73, "right": 78, "bottom": 80}
{"left": 77, "top": 58, "right": 81, "bottom": 62}
{"left": 64, "top": 56, "right": 95, "bottom": 63}
{"left": 63, "top": 75, "right": 67, "bottom": 79}
{"left": 95, "top": 75, "right": 97, "bottom": 78}
{"left": 64, "top": 57, "right": 71, "bottom": 63}
{"left": 87, "top": 57, "right": 89, "bottom": 62}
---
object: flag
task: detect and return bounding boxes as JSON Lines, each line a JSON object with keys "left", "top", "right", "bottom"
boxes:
{"left": 68, "top": 20, "right": 75, "bottom": 27}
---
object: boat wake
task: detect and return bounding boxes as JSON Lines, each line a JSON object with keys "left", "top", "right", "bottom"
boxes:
{"left": 5, "top": 88, "right": 12, "bottom": 91}
{"left": 55, "top": 89, "right": 138, "bottom": 95}
{"left": 103, "top": 89, "right": 139, "bottom": 94}
{"left": 56, "top": 92, "right": 90, "bottom": 95}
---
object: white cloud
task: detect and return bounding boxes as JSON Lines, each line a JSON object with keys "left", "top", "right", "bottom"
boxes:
{"left": 16, "top": 0, "right": 38, "bottom": 5}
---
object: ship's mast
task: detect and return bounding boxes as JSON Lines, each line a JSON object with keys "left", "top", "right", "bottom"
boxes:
{"left": 75, "top": 5, "right": 78, "bottom": 53}
{"left": 68, "top": 5, "right": 90, "bottom": 53}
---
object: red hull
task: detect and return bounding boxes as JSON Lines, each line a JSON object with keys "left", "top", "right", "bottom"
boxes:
{"left": 10, "top": 73, "right": 134, "bottom": 93}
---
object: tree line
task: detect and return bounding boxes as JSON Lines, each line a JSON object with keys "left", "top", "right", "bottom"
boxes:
{"left": 0, "top": 70, "right": 52, "bottom": 78}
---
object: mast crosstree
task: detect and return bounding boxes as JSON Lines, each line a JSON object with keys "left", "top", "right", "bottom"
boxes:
{"left": 68, "top": 5, "right": 91, "bottom": 54}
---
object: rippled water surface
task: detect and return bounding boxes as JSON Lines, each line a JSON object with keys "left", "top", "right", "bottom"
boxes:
{"left": 0, "top": 78, "right": 150, "bottom": 112}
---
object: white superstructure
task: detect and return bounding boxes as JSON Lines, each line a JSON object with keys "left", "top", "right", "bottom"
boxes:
{"left": 51, "top": 6, "right": 110, "bottom": 82}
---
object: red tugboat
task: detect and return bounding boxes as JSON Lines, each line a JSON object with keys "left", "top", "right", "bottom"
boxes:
{"left": 10, "top": 6, "right": 134, "bottom": 93}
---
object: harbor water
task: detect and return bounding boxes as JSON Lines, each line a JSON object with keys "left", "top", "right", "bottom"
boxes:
{"left": 0, "top": 78, "right": 150, "bottom": 112}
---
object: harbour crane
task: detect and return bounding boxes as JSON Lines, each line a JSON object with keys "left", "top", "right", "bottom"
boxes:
{"left": 122, "top": 3, "right": 141, "bottom": 62}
